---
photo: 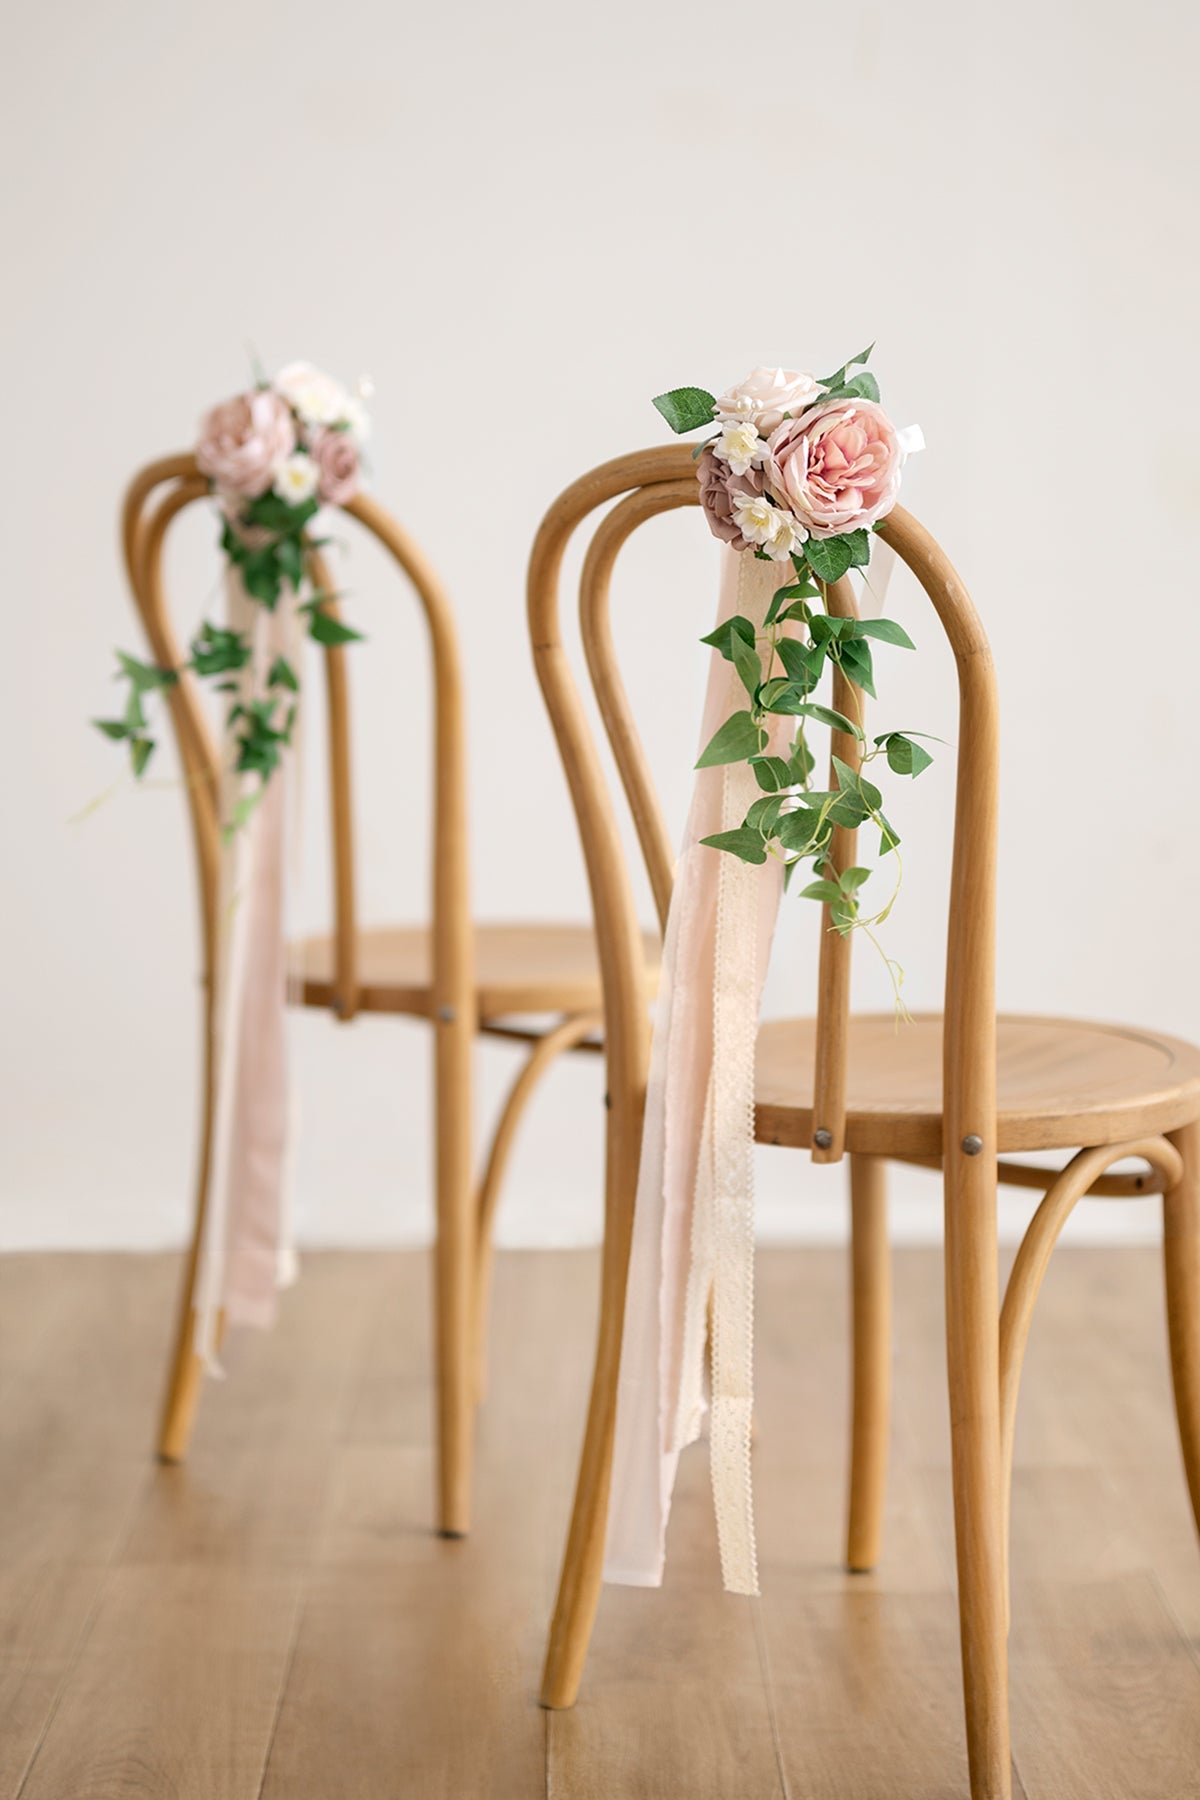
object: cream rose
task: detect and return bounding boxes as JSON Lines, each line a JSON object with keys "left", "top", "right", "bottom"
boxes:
{"left": 196, "top": 390, "right": 295, "bottom": 498}
{"left": 274, "top": 361, "right": 348, "bottom": 427}
{"left": 713, "top": 367, "right": 819, "bottom": 434}
{"left": 765, "top": 400, "right": 902, "bottom": 539}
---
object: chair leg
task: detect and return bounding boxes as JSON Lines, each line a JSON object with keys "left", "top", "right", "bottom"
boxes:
{"left": 541, "top": 1119, "right": 637, "bottom": 1709}
{"left": 1164, "top": 1119, "right": 1200, "bottom": 1542}
{"left": 846, "top": 1153, "right": 891, "bottom": 1571}
{"left": 434, "top": 1014, "right": 476, "bottom": 1538}
{"left": 945, "top": 1162, "right": 1012, "bottom": 1800}
{"left": 157, "top": 1023, "right": 217, "bottom": 1462}
{"left": 471, "top": 1015, "right": 601, "bottom": 1404}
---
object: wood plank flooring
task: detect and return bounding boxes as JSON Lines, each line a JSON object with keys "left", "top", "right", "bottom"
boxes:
{"left": 2, "top": 1245, "right": 1199, "bottom": 1797}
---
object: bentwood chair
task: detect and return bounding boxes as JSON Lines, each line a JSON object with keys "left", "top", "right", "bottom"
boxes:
{"left": 528, "top": 444, "right": 1200, "bottom": 1799}
{"left": 122, "top": 453, "right": 658, "bottom": 1537}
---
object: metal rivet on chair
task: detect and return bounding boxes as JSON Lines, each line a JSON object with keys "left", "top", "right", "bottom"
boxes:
{"left": 436, "top": 1005, "right": 456, "bottom": 1023}
{"left": 961, "top": 1133, "right": 984, "bottom": 1156}
{"left": 813, "top": 1128, "right": 833, "bottom": 1150}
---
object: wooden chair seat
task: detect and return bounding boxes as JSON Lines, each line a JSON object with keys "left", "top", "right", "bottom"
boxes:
{"left": 290, "top": 922, "right": 660, "bottom": 1022}
{"left": 755, "top": 1012, "right": 1200, "bottom": 1159}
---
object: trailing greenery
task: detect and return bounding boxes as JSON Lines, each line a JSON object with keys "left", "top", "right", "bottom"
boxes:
{"left": 94, "top": 492, "right": 362, "bottom": 835}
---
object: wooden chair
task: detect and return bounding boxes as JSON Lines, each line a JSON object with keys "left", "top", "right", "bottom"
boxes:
{"left": 121, "top": 452, "right": 657, "bottom": 1537}
{"left": 528, "top": 444, "right": 1200, "bottom": 1798}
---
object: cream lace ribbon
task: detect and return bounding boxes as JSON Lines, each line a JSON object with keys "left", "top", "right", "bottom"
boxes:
{"left": 604, "top": 548, "right": 786, "bottom": 1594}
{"left": 192, "top": 568, "right": 303, "bottom": 1367}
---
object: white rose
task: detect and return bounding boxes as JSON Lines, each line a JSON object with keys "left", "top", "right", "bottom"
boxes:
{"left": 714, "top": 366, "right": 819, "bottom": 434}
{"left": 274, "top": 361, "right": 347, "bottom": 427}
{"left": 274, "top": 451, "right": 320, "bottom": 505}
{"left": 712, "top": 420, "right": 767, "bottom": 478}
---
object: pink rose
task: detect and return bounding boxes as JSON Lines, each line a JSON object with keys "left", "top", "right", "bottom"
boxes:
{"left": 196, "top": 390, "right": 295, "bottom": 498}
{"left": 766, "top": 400, "right": 902, "bottom": 539}
{"left": 697, "top": 447, "right": 763, "bottom": 548}
{"left": 310, "top": 427, "right": 360, "bottom": 505}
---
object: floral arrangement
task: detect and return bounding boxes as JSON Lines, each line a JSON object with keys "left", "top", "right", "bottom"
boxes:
{"left": 654, "top": 351, "right": 931, "bottom": 978}
{"left": 96, "top": 361, "right": 369, "bottom": 830}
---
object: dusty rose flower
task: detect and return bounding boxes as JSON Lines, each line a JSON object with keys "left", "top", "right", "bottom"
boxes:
{"left": 765, "top": 400, "right": 902, "bottom": 539}
{"left": 697, "top": 447, "right": 763, "bottom": 548}
{"left": 196, "top": 390, "right": 295, "bottom": 497}
{"left": 310, "top": 427, "right": 360, "bottom": 505}
{"left": 714, "top": 367, "right": 819, "bottom": 433}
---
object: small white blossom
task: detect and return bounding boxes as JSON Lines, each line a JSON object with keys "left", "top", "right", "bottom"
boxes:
{"left": 763, "top": 508, "right": 808, "bottom": 561}
{"left": 274, "top": 452, "right": 320, "bottom": 505}
{"left": 712, "top": 421, "right": 767, "bottom": 478}
{"left": 730, "top": 491, "right": 781, "bottom": 547}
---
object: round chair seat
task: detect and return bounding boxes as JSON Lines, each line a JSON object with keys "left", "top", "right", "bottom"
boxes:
{"left": 289, "top": 921, "right": 659, "bottom": 1022}
{"left": 755, "top": 1013, "right": 1200, "bottom": 1158}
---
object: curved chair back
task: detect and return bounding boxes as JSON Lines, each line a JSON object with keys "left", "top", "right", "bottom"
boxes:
{"left": 527, "top": 443, "right": 999, "bottom": 1194}
{"left": 120, "top": 454, "right": 472, "bottom": 1032}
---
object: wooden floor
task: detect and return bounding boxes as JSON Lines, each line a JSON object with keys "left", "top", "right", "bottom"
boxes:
{"left": 2, "top": 1245, "right": 1200, "bottom": 1798}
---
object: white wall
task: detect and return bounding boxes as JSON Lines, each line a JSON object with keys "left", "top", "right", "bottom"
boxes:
{"left": 2, "top": 0, "right": 1197, "bottom": 1254}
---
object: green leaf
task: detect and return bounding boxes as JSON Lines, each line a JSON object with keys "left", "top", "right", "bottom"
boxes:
{"left": 833, "top": 755, "right": 883, "bottom": 810}
{"left": 695, "top": 710, "right": 762, "bottom": 768}
{"left": 756, "top": 681, "right": 810, "bottom": 716}
{"left": 700, "top": 615, "right": 755, "bottom": 662}
{"left": 840, "top": 866, "right": 872, "bottom": 892}
{"left": 842, "top": 528, "right": 872, "bottom": 569}
{"left": 855, "top": 616, "right": 915, "bottom": 649}
{"left": 732, "top": 633, "right": 762, "bottom": 701}
{"left": 765, "top": 580, "right": 818, "bottom": 626}
{"left": 745, "top": 794, "right": 785, "bottom": 832}
{"left": 877, "top": 813, "right": 901, "bottom": 854}
{"left": 882, "top": 732, "right": 934, "bottom": 776}
{"left": 775, "top": 636, "right": 825, "bottom": 688}
{"left": 806, "top": 536, "right": 855, "bottom": 584}
{"left": 777, "top": 808, "right": 826, "bottom": 852}
{"left": 750, "top": 755, "right": 794, "bottom": 793}
{"left": 809, "top": 613, "right": 854, "bottom": 644}
{"left": 222, "top": 789, "right": 264, "bottom": 841}
{"left": 93, "top": 717, "right": 131, "bottom": 740}
{"left": 817, "top": 343, "right": 874, "bottom": 389}
{"left": 789, "top": 735, "right": 816, "bottom": 783}
{"left": 116, "top": 651, "right": 176, "bottom": 691}
{"left": 129, "top": 736, "right": 155, "bottom": 776}
{"left": 276, "top": 535, "right": 305, "bottom": 590}
{"left": 699, "top": 827, "right": 768, "bottom": 864}
{"left": 651, "top": 387, "right": 717, "bottom": 434}
{"left": 792, "top": 701, "right": 862, "bottom": 738}
{"left": 836, "top": 636, "right": 876, "bottom": 698}
{"left": 240, "top": 550, "right": 283, "bottom": 608}
{"left": 190, "top": 622, "right": 252, "bottom": 677}
{"left": 308, "top": 610, "right": 364, "bottom": 648}
{"left": 267, "top": 655, "right": 299, "bottom": 692}
{"left": 841, "top": 371, "right": 880, "bottom": 402}
{"left": 242, "top": 492, "right": 318, "bottom": 535}
{"left": 799, "top": 878, "right": 843, "bottom": 905}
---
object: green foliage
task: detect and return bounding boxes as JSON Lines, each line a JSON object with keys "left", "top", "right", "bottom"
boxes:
{"left": 95, "top": 490, "right": 363, "bottom": 830}
{"left": 652, "top": 387, "right": 718, "bottom": 434}
{"left": 696, "top": 710, "right": 763, "bottom": 768}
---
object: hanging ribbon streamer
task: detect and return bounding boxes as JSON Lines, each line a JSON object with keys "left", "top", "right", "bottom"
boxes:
{"left": 604, "top": 548, "right": 786, "bottom": 1593}
{"left": 192, "top": 569, "right": 303, "bottom": 1366}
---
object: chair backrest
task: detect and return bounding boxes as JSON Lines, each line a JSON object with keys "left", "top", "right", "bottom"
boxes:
{"left": 121, "top": 454, "right": 473, "bottom": 1030}
{"left": 527, "top": 443, "right": 999, "bottom": 1176}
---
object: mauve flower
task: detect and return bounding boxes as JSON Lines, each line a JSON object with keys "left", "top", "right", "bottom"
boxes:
{"left": 714, "top": 367, "right": 819, "bottom": 433}
{"left": 766, "top": 400, "right": 902, "bottom": 539}
{"left": 697, "top": 448, "right": 763, "bottom": 547}
{"left": 310, "top": 427, "right": 360, "bottom": 505}
{"left": 196, "top": 390, "right": 295, "bottom": 498}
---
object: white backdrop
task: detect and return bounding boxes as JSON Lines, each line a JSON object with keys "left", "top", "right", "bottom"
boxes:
{"left": 2, "top": 0, "right": 1197, "bottom": 1254}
